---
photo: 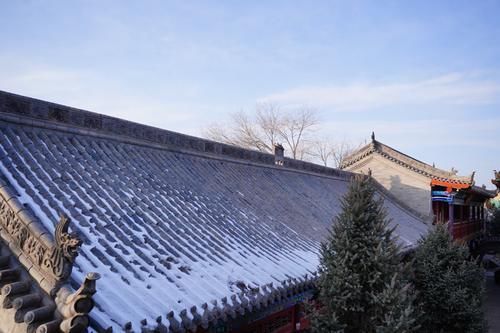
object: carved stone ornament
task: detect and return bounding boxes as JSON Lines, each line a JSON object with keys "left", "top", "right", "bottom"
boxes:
{"left": 43, "top": 214, "right": 82, "bottom": 280}
{"left": 493, "top": 170, "right": 500, "bottom": 192}
{"left": 58, "top": 272, "right": 101, "bottom": 333}
{"left": 0, "top": 192, "right": 81, "bottom": 284}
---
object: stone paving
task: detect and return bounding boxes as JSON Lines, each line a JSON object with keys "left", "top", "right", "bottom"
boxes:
{"left": 485, "top": 272, "right": 500, "bottom": 333}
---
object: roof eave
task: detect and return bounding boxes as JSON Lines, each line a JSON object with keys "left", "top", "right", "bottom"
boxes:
{"left": 341, "top": 139, "right": 473, "bottom": 184}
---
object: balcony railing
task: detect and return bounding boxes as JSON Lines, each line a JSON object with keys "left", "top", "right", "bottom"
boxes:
{"left": 452, "top": 220, "right": 483, "bottom": 240}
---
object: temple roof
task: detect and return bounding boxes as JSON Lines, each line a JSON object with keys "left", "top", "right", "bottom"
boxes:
{"left": 0, "top": 91, "right": 429, "bottom": 331}
{"left": 341, "top": 136, "right": 474, "bottom": 186}
{"left": 467, "top": 185, "right": 497, "bottom": 198}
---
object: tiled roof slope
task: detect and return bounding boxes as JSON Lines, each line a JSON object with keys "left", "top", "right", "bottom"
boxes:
{"left": 0, "top": 91, "right": 429, "bottom": 330}
{"left": 341, "top": 137, "right": 473, "bottom": 185}
{"left": 468, "top": 185, "right": 496, "bottom": 198}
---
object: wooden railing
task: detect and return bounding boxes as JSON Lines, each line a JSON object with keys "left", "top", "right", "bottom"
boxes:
{"left": 452, "top": 220, "right": 483, "bottom": 240}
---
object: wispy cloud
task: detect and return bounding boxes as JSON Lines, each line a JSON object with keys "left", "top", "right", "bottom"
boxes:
{"left": 0, "top": 60, "right": 217, "bottom": 136}
{"left": 259, "top": 73, "right": 500, "bottom": 111}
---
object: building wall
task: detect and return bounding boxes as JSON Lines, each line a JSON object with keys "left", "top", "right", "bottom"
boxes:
{"left": 345, "top": 155, "right": 432, "bottom": 218}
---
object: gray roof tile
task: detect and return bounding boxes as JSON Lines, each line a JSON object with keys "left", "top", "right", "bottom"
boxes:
{"left": 0, "top": 94, "right": 429, "bottom": 330}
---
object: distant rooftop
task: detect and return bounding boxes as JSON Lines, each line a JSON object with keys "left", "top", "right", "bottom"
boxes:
{"left": 341, "top": 133, "right": 474, "bottom": 185}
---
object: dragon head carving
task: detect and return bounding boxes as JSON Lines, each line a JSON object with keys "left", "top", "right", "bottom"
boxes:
{"left": 56, "top": 214, "right": 82, "bottom": 262}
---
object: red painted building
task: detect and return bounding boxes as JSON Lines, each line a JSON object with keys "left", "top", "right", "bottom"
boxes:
{"left": 342, "top": 133, "right": 495, "bottom": 242}
{"left": 431, "top": 178, "right": 493, "bottom": 241}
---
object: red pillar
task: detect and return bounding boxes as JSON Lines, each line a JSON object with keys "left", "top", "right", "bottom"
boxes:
{"left": 448, "top": 204, "right": 454, "bottom": 238}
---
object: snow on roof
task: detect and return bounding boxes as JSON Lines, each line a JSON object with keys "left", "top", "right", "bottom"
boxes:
{"left": 0, "top": 91, "right": 429, "bottom": 330}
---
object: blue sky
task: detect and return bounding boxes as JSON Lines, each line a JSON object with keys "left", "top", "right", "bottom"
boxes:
{"left": 1, "top": 0, "right": 499, "bottom": 187}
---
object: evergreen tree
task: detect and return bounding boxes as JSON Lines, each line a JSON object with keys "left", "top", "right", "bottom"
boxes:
{"left": 312, "top": 175, "right": 417, "bottom": 333}
{"left": 412, "top": 225, "right": 486, "bottom": 333}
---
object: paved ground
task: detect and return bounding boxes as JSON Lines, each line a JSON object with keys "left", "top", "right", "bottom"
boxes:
{"left": 485, "top": 272, "right": 500, "bottom": 333}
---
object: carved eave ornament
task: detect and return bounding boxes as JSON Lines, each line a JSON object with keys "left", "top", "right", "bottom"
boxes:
{"left": 0, "top": 179, "right": 99, "bottom": 332}
{"left": 49, "top": 214, "right": 82, "bottom": 283}
{"left": 0, "top": 195, "right": 81, "bottom": 292}
{"left": 52, "top": 272, "right": 101, "bottom": 333}
{"left": 493, "top": 170, "right": 500, "bottom": 192}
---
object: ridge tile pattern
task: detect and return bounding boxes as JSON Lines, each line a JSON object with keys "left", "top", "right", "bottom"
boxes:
{"left": 0, "top": 121, "right": 428, "bottom": 330}
{"left": 341, "top": 140, "right": 473, "bottom": 184}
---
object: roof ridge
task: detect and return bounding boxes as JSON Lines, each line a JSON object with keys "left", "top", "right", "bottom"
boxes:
{"left": 341, "top": 138, "right": 472, "bottom": 184}
{"left": 375, "top": 141, "right": 472, "bottom": 182}
{"left": 0, "top": 90, "right": 353, "bottom": 182}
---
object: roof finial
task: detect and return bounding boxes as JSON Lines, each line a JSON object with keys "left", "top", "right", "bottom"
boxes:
{"left": 371, "top": 131, "right": 375, "bottom": 142}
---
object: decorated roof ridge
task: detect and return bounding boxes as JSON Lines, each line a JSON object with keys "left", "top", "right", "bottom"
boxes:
{"left": 117, "top": 272, "right": 317, "bottom": 333}
{"left": 0, "top": 175, "right": 100, "bottom": 332}
{"left": 0, "top": 90, "right": 353, "bottom": 182}
{"left": 340, "top": 134, "right": 473, "bottom": 184}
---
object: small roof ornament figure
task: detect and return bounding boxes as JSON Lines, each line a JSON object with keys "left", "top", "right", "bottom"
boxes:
{"left": 492, "top": 170, "right": 500, "bottom": 192}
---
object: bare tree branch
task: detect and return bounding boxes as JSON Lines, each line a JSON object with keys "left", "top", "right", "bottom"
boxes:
{"left": 203, "top": 104, "right": 358, "bottom": 167}
{"left": 307, "top": 139, "right": 358, "bottom": 168}
{"left": 278, "top": 106, "right": 318, "bottom": 159}
{"left": 308, "top": 140, "right": 336, "bottom": 167}
{"left": 230, "top": 111, "right": 269, "bottom": 151}
{"left": 332, "top": 141, "right": 357, "bottom": 168}
{"left": 255, "top": 103, "right": 282, "bottom": 152}
{"left": 204, "top": 104, "right": 318, "bottom": 158}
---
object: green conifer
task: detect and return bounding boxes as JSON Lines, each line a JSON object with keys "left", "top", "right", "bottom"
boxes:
{"left": 412, "top": 224, "right": 486, "bottom": 333}
{"left": 312, "top": 175, "right": 416, "bottom": 333}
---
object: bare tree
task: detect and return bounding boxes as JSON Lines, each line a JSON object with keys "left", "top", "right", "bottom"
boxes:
{"left": 279, "top": 107, "right": 318, "bottom": 159}
{"left": 204, "top": 110, "right": 267, "bottom": 151}
{"left": 203, "top": 104, "right": 359, "bottom": 166}
{"left": 255, "top": 103, "right": 282, "bottom": 152}
{"left": 333, "top": 141, "right": 356, "bottom": 168}
{"left": 308, "top": 140, "right": 336, "bottom": 167}
{"left": 204, "top": 103, "right": 318, "bottom": 159}
{"left": 308, "top": 139, "right": 357, "bottom": 168}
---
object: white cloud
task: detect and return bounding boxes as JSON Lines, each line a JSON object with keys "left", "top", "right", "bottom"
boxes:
{"left": 0, "top": 61, "right": 216, "bottom": 136}
{"left": 259, "top": 73, "right": 500, "bottom": 111}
